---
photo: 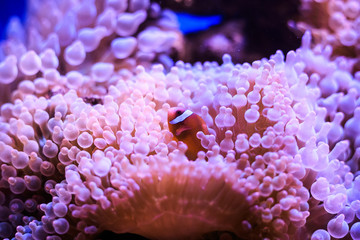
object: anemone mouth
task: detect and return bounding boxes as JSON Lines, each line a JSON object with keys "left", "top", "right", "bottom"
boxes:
{"left": 72, "top": 160, "right": 250, "bottom": 240}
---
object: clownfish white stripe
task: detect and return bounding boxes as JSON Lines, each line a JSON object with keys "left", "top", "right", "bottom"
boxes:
{"left": 169, "top": 110, "right": 193, "bottom": 124}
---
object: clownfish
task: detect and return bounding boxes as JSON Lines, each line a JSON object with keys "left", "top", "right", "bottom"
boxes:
{"left": 168, "top": 107, "right": 209, "bottom": 160}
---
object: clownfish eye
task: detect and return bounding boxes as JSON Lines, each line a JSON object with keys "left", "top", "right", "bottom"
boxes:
{"left": 175, "top": 110, "right": 183, "bottom": 116}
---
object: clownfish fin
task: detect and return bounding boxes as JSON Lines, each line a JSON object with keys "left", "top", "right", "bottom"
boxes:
{"left": 175, "top": 126, "right": 192, "bottom": 136}
{"left": 201, "top": 122, "right": 209, "bottom": 135}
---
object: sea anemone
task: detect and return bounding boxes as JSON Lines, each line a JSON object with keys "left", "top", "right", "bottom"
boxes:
{"left": 298, "top": 0, "right": 360, "bottom": 60}
{"left": 0, "top": 0, "right": 182, "bottom": 103}
{"left": 1, "top": 0, "right": 360, "bottom": 240}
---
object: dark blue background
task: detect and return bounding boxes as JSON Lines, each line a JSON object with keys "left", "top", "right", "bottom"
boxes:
{"left": 0, "top": 0, "right": 27, "bottom": 40}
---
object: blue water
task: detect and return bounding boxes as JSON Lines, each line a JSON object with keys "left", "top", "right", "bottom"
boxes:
{"left": 176, "top": 13, "right": 222, "bottom": 34}
{"left": 0, "top": 0, "right": 27, "bottom": 40}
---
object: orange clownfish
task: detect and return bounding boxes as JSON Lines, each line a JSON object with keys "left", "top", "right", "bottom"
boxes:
{"left": 168, "top": 108, "right": 209, "bottom": 160}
